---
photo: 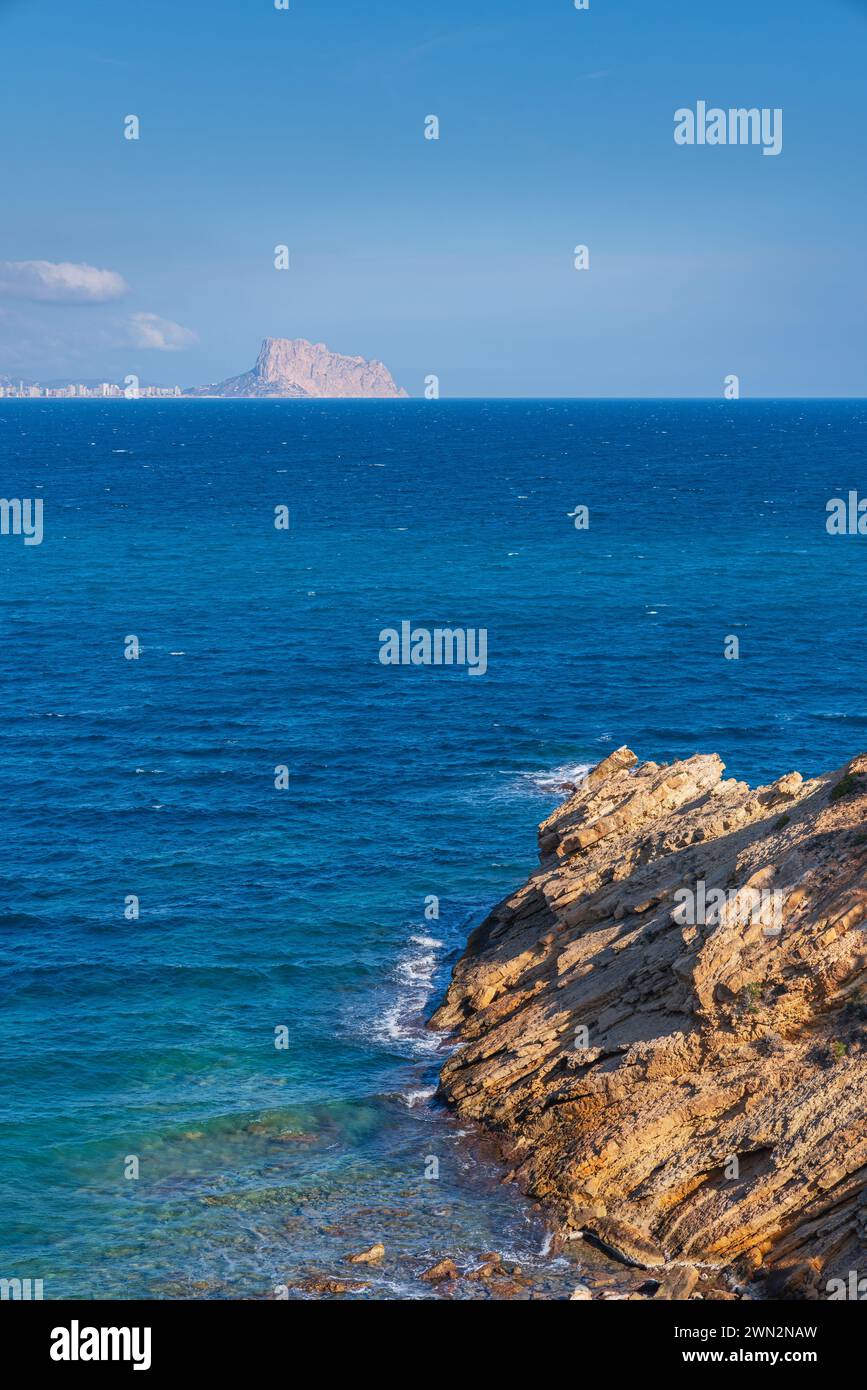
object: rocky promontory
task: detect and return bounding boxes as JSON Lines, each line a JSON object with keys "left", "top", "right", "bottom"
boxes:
{"left": 432, "top": 747, "right": 867, "bottom": 1298}
{"left": 188, "top": 336, "right": 407, "bottom": 399}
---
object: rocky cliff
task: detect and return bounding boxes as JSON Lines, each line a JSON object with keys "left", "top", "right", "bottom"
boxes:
{"left": 190, "top": 337, "right": 407, "bottom": 399}
{"left": 432, "top": 747, "right": 867, "bottom": 1298}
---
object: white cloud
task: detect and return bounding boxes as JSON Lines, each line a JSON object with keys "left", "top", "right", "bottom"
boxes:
{"left": 0, "top": 260, "right": 128, "bottom": 302}
{"left": 129, "top": 312, "right": 197, "bottom": 351}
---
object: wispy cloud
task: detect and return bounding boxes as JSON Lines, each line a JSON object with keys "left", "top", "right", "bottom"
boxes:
{"left": 129, "top": 312, "right": 197, "bottom": 351}
{"left": 0, "top": 260, "right": 128, "bottom": 303}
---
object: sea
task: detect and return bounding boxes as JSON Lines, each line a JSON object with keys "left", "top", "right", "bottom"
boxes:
{"left": 1, "top": 398, "right": 865, "bottom": 1299}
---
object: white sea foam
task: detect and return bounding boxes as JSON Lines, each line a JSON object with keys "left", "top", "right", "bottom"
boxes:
{"left": 396, "top": 951, "right": 438, "bottom": 986}
{"left": 401, "top": 1086, "right": 436, "bottom": 1108}
{"left": 519, "top": 762, "right": 592, "bottom": 798}
{"left": 370, "top": 926, "right": 447, "bottom": 1056}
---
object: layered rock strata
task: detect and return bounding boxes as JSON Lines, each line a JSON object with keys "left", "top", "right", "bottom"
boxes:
{"left": 432, "top": 747, "right": 867, "bottom": 1296}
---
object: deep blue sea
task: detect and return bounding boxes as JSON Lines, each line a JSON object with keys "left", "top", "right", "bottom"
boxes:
{"left": 1, "top": 399, "right": 866, "bottom": 1299}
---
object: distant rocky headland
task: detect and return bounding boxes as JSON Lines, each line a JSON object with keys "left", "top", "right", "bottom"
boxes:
{"left": 187, "top": 337, "right": 408, "bottom": 399}
{"left": 0, "top": 337, "right": 408, "bottom": 400}
{"left": 433, "top": 747, "right": 867, "bottom": 1300}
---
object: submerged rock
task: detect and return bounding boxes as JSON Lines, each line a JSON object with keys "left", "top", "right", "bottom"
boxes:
{"left": 421, "top": 1258, "right": 460, "bottom": 1283}
{"left": 433, "top": 747, "right": 867, "bottom": 1294}
{"left": 346, "top": 1243, "right": 385, "bottom": 1265}
{"left": 466, "top": 1257, "right": 503, "bottom": 1281}
{"left": 654, "top": 1265, "right": 700, "bottom": 1300}
{"left": 299, "top": 1277, "right": 370, "bottom": 1295}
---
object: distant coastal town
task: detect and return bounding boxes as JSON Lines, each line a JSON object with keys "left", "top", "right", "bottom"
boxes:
{"left": 0, "top": 381, "right": 183, "bottom": 399}
{"left": 0, "top": 336, "right": 408, "bottom": 401}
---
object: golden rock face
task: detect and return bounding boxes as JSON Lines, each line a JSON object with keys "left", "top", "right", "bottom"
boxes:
{"left": 433, "top": 747, "right": 867, "bottom": 1294}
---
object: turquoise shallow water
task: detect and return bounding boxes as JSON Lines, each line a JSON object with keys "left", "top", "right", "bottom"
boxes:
{"left": 1, "top": 398, "right": 866, "bottom": 1298}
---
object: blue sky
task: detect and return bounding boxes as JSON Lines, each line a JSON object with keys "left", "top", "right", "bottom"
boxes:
{"left": 0, "top": 0, "right": 865, "bottom": 395}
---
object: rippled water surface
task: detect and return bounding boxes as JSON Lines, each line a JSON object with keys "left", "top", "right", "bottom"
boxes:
{"left": 1, "top": 399, "right": 865, "bottom": 1297}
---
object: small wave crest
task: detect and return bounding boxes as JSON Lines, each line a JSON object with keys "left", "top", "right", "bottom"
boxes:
{"left": 362, "top": 921, "right": 454, "bottom": 1059}
{"left": 401, "top": 1085, "right": 436, "bottom": 1108}
{"left": 354, "top": 904, "right": 489, "bottom": 1082}
{"left": 518, "top": 762, "right": 592, "bottom": 798}
{"left": 373, "top": 955, "right": 445, "bottom": 1056}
